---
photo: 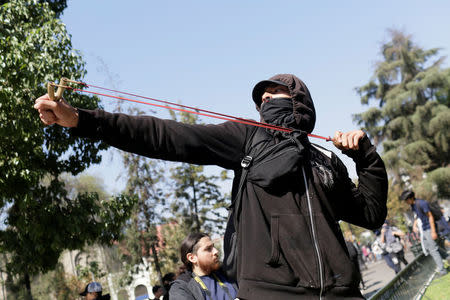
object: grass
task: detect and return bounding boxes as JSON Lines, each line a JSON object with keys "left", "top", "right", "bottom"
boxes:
{"left": 422, "top": 272, "right": 450, "bottom": 299}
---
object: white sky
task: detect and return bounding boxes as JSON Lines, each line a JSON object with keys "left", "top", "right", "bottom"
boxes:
{"left": 60, "top": 0, "right": 450, "bottom": 194}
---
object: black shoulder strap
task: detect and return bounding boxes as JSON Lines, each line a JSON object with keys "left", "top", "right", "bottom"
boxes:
{"left": 232, "top": 127, "right": 261, "bottom": 227}
{"left": 231, "top": 128, "right": 259, "bottom": 204}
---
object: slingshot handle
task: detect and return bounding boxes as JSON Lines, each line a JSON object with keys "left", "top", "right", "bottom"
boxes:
{"left": 47, "top": 77, "right": 69, "bottom": 101}
{"left": 47, "top": 81, "right": 55, "bottom": 100}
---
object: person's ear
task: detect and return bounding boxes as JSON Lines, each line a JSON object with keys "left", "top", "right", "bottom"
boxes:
{"left": 187, "top": 252, "right": 197, "bottom": 265}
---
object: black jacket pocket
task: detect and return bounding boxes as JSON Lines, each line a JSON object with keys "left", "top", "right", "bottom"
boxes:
{"left": 266, "top": 214, "right": 320, "bottom": 288}
{"left": 266, "top": 213, "right": 360, "bottom": 289}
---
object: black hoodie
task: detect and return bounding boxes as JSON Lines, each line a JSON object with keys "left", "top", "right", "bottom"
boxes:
{"left": 72, "top": 74, "right": 387, "bottom": 299}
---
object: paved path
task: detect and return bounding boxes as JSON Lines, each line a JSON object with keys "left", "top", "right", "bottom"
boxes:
{"left": 361, "top": 251, "right": 416, "bottom": 299}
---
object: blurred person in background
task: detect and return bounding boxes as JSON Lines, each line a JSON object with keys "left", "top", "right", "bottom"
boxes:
{"left": 79, "top": 282, "right": 110, "bottom": 300}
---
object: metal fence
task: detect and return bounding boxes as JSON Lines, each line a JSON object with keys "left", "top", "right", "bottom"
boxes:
{"left": 369, "top": 253, "right": 436, "bottom": 300}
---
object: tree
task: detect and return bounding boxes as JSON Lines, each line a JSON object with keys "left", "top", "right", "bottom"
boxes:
{"left": 168, "top": 111, "right": 229, "bottom": 235}
{"left": 155, "top": 221, "right": 191, "bottom": 281}
{"left": 0, "top": 1, "right": 135, "bottom": 298}
{"left": 0, "top": 1, "right": 68, "bottom": 17}
{"left": 354, "top": 30, "right": 450, "bottom": 198}
{"left": 170, "top": 164, "right": 229, "bottom": 234}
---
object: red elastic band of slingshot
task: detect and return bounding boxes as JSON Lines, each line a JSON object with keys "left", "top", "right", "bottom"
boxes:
{"left": 65, "top": 83, "right": 331, "bottom": 141}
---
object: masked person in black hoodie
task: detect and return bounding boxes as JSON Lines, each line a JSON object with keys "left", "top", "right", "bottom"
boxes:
{"left": 35, "top": 74, "right": 388, "bottom": 299}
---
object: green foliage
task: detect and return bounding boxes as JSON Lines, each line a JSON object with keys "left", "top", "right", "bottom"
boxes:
{"left": 0, "top": 1, "right": 135, "bottom": 296}
{"left": 38, "top": 0, "right": 67, "bottom": 17}
{"left": 417, "top": 167, "right": 450, "bottom": 200}
{"left": 150, "top": 222, "right": 190, "bottom": 284}
{"left": 8, "top": 173, "right": 134, "bottom": 299}
{"left": 385, "top": 182, "right": 409, "bottom": 231}
{"left": 170, "top": 163, "right": 228, "bottom": 234}
{"left": 76, "top": 261, "right": 106, "bottom": 281}
{"left": 0, "top": 0, "right": 68, "bottom": 17}
{"left": 354, "top": 29, "right": 450, "bottom": 198}
{"left": 2, "top": 178, "right": 136, "bottom": 298}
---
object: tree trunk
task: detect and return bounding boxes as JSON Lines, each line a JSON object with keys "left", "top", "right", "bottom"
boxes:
{"left": 192, "top": 183, "right": 200, "bottom": 231}
{"left": 151, "top": 243, "right": 164, "bottom": 287}
{"left": 24, "top": 273, "right": 33, "bottom": 300}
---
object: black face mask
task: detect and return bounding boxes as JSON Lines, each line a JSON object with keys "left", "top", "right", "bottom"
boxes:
{"left": 260, "top": 97, "right": 296, "bottom": 127}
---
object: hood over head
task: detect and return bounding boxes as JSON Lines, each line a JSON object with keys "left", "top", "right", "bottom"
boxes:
{"left": 252, "top": 74, "right": 316, "bottom": 133}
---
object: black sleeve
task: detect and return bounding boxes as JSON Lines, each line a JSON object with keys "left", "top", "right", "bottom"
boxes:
{"left": 333, "top": 135, "right": 388, "bottom": 229}
{"left": 71, "top": 109, "right": 251, "bottom": 170}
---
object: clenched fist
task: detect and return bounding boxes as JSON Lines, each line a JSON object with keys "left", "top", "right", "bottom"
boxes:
{"left": 332, "top": 130, "right": 366, "bottom": 151}
{"left": 34, "top": 94, "right": 79, "bottom": 127}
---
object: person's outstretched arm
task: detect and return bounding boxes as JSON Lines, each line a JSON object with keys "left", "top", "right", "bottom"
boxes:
{"left": 34, "top": 94, "right": 249, "bottom": 169}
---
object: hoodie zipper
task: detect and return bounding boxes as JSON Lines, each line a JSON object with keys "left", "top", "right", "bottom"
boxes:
{"left": 302, "top": 166, "right": 324, "bottom": 299}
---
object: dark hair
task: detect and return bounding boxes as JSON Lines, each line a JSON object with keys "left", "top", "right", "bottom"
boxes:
{"left": 152, "top": 285, "right": 162, "bottom": 294}
{"left": 400, "top": 190, "right": 415, "bottom": 201}
{"left": 162, "top": 272, "right": 176, "bottom": 285}
{"left": 180, "top": 232, "right": 209, "bottom": 271}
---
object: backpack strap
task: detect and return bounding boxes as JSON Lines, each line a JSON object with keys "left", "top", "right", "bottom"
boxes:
{"left": 232, "top": 127, "right": 262, "bottom": 227}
